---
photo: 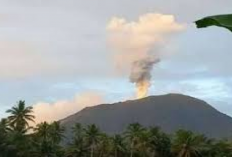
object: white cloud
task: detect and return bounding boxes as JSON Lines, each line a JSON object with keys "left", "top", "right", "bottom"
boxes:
{"left": 107, "top": 13, "right": 184, "bottom": 67}
{"left": 32, "top": 92, "right": 104, "bottom": 124}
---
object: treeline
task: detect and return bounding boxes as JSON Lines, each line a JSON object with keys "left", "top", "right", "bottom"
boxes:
{"left": 0, "top": 101, "right": 232, "bottom": 157}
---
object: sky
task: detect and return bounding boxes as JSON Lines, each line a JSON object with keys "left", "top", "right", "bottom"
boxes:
{"left": 0, "top": 0, "right": 232, "bottom": 123}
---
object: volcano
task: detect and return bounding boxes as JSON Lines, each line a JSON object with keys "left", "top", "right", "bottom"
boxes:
{"left": 60, "top": 94, "right": 232, "bottom": 139}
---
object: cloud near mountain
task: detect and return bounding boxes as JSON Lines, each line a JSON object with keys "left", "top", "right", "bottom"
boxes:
{"left": 32, "top": 92, "right": 104, "bottom": 124}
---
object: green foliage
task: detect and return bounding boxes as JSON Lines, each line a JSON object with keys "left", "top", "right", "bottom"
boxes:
{"left": 172, "top": 130, "right": 208, "bottom": 157}
{"left": 32, "top": 121, "right": 65, "bottom": 157}
{"left": 112, "top": 134, "right": 126, "bottom": 157}
{"left": 1, "top": 101, "right": 232, "bottom": 157}
{"left": 124, "top": 123, "right": 146, "bottom": 157}
{"left": 6, "top": 100, "right": 34, "bottom": 132}
{"left": 148, "top": 127, "right": 172, "bottom": 157}
{"left": 195, "top": 14, "right": 232, "bottom": 32}
{"left": 208, "top": 140, "right": 232, "bottom": 157}
{"left": 84, "top": 124, "right": 102, "bottom": 157}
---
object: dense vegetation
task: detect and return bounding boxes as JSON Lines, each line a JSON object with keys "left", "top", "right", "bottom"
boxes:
{"left": 0, "top": 101, "right": 232, "bottom": 157}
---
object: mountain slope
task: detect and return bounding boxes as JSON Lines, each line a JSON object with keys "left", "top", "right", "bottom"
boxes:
{"left": 60, "top": 94, "right": 232, "bottom": 139}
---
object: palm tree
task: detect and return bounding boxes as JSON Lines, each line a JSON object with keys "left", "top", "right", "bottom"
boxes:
{"left": 98, "top": 133, "right": 112, "bottom": 157}
{"left": 66, "top": 138, "right": 86, "bottom": 157}
{"left": 124, "top": 123, "right": 146, "bottom": 157}
{"left": 137, "top": 130, "right": 152, "bottom": 157}
{"left": 172, "top": 130, "right": 207, "bottom": 157}
{"left": 207, "top": 140, "right": 232, "bottom": 157}
{"left": 84, "top": 124, "right": 101, "bottom": 157}
{"left": 0, "top": 118, "right": 11, "bottom": 134}
{"left": 32, "top": 122, "right": 56, "bottom": 157}
{"left": 112, "top": 134, "right": 126, "bottom": 157}
{"left": 34, "top": 122, "right": 50, "bottom": 141}
{"left": 72, "top": 123, "right": 83, "bottom": 141}
{"left": 5, "top": 101, "right": 35, "bottom": 157}
{"left": 6, "top": 100, "right": 34, "bottom": 132}
{"left": 5, "top": 126, "right": 32, "bottom": 157}
{"left": 65, "top": 123, "right": 86, "bottom": 157}
{"left": 49, "top": 121, "right": 65, "bottom": 144}
{"left": 32, "top": 140, "right": 55, "bottom": 157}
{"left": 148, "top": 127, "right": 171, "bottom": 157}
{"left": 0, "top": 118, "right": 11, "bottom": 157}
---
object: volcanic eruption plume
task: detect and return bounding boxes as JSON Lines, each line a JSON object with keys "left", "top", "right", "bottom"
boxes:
{"left": 107, "top": 13, "right": 184, "bottom": 98}
{"left": 130, "top": 58, "right": 160, "bottom": 98}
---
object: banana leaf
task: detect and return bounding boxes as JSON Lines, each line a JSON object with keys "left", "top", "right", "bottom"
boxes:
{"left": 195, "top": 14, "right": 232, "bottom": 32}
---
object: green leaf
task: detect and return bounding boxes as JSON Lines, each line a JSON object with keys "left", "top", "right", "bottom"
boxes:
{"left": 195, "top": 14, "right": 232, "bottom": 32}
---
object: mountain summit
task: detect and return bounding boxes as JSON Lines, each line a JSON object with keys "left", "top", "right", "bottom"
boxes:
{"left": 61, "top": 94, "right": 232, "bottom": 139}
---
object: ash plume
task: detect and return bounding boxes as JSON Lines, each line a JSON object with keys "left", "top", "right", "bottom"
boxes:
{"left": 107, "top": 13, "right": 184, "bottom": 98}
{"left": 130, "top": 58, "right": 160, "bottom": 98}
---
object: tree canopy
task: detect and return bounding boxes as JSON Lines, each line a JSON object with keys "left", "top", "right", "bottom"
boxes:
{"left": 1, "top": 101, "right": 232, "bottom": 157}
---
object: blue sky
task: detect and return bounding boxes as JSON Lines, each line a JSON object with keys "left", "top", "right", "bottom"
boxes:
{"left": 0, "top": 0, "right": 232, "bottom": 121}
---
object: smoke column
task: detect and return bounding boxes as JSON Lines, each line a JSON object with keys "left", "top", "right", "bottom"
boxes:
{"left": 130, "top": 58, "right": 160, "bottom": 98}
{"left": 107, "top": 13, "right": 184, "bottom": 98}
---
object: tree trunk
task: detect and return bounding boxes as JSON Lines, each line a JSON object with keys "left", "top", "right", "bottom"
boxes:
{"left": 130, "top": 149, "right": 133, "bottom": 157}
{"left": 114, "top": 149, "right": 117, "bottom": 157}
{"left": 90, "top": 145, "right": 94, "bottom": 157}
{"left": 130, "top": 142, "right": 134, "bottom": 157}
{"left": 99, "top": 150, "right": 103, "bottom": 157}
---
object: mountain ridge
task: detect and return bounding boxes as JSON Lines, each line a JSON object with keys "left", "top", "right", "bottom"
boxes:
{"left": 60, "top": 93, "right": 232, "bottom": 140}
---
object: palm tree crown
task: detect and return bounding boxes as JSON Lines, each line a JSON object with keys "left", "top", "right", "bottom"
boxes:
{"left": 84, "top": 124, "right": 101, "bottom": 157}
{"left": 172, "top": 130, "right": 207, "bottom": 157}
{"left": 6, "top": 100, "right": 34, "bottom": 132}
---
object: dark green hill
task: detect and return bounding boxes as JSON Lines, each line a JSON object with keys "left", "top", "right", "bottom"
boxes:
{"left": 61, "top": 94, "right": 232, "bottom": 140}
